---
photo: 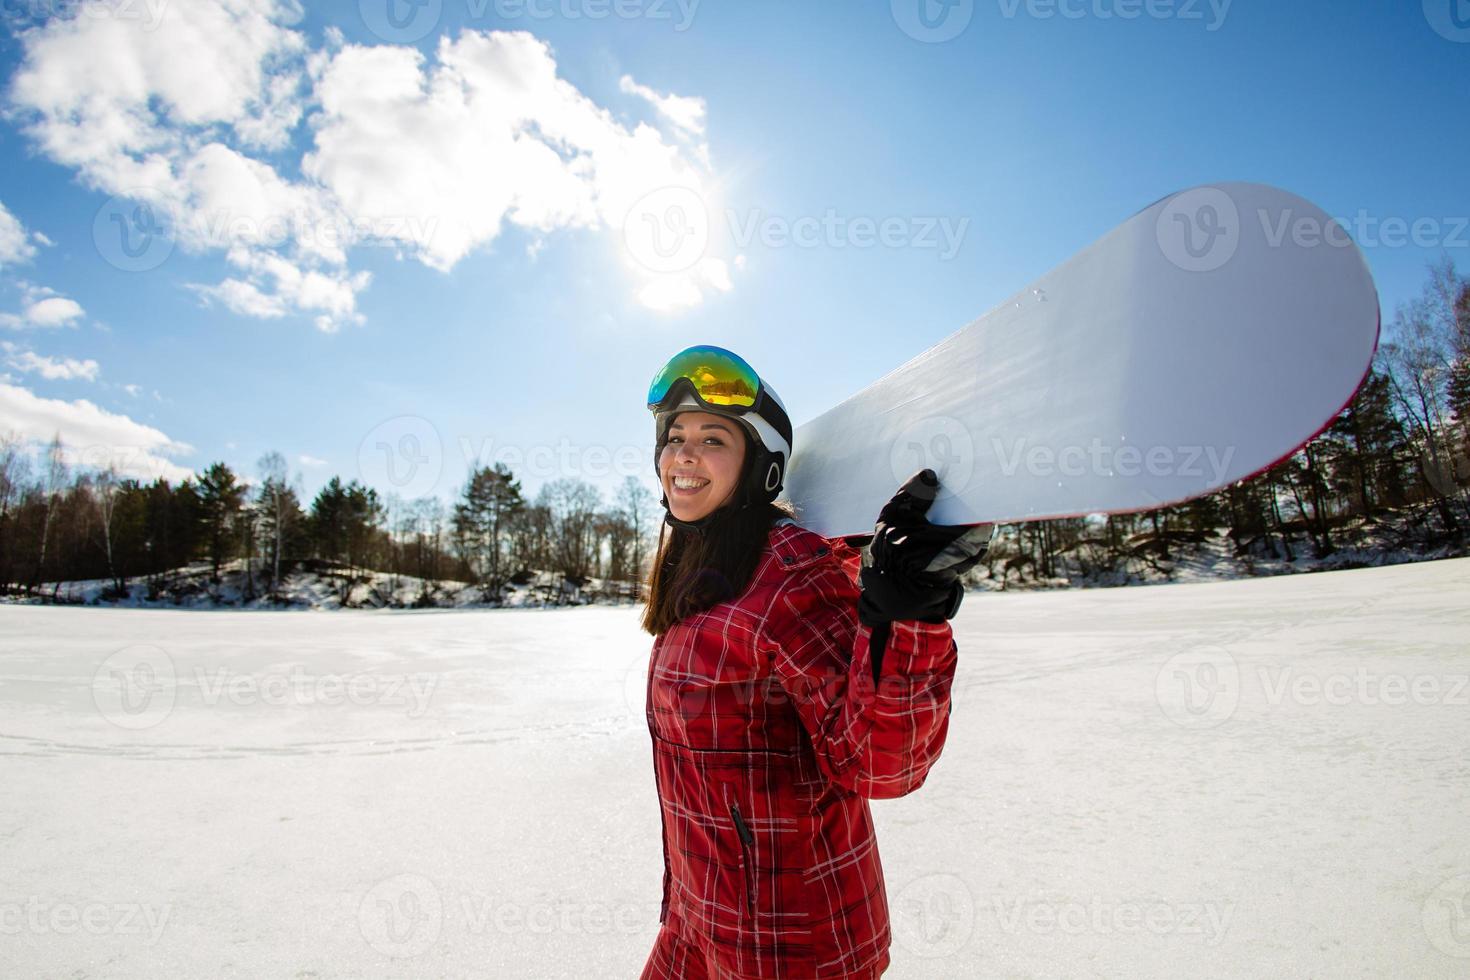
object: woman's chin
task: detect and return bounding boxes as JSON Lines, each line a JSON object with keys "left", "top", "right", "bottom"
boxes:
{"left": 669, "top": 501, "right": 714, "bottom": 523}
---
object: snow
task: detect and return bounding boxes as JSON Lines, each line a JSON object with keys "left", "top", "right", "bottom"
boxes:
{"left": 2, "top": 557, "right": 1468, "bottom": 978}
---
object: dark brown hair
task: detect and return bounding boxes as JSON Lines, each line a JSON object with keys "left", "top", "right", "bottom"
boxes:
{"left": 639, "top": 436, "right": 795, "bottom": 636}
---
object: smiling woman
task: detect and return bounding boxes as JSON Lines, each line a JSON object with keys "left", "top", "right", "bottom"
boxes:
{"left": 637, "top": 345, "right": 990, "bottom": 979}
{"left": 659, "top": 412, "right": 747, "bottom": 522}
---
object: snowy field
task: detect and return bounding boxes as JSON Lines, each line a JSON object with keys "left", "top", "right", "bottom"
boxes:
{"left": 2, "top": 558, "right": 1469, "bottom": 979}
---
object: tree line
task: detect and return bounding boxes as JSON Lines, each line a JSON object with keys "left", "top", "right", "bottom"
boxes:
{"left": 979, "top": 257, "right": 1470, "bottom": 586}
{"left": 1, "top": 260, "right": 1465, "bottom": 602}
{"left": 0, "top": 442, "right": 658, "bottom": 605}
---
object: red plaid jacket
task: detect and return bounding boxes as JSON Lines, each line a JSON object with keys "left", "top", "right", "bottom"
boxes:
{"left": 645, "top": 518, "right": 959, "bottom": 978}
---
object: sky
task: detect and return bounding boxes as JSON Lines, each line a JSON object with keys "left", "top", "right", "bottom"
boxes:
{"left": 0, "top": 0, "right": 1466, "bottom": 514}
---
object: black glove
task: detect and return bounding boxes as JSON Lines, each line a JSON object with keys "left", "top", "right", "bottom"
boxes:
{"left": 857, "top": 469, "right": 994, "bottom": 627}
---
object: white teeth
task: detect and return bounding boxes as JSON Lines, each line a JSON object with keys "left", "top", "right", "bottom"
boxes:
{"left": 673, "top": 477, "right": 709, "bottom": 490}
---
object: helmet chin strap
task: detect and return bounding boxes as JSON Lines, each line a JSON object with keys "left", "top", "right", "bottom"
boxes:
{"left": 660, "top": 493, "right": 752, "bottom": 538}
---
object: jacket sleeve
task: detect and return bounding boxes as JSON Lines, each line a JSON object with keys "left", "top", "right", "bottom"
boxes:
{"left": 755, "top": 549, "right": 959, "bottom": 800}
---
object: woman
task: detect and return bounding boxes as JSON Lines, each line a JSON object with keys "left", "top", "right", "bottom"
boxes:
{"left": 638, "top": 346, "right": 991, "bottom": 979}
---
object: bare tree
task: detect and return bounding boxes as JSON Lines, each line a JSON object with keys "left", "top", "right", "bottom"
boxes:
{"left": 616, "top": 475, "right": 657, "bottom": 592}
{"left": 90, "top": 464, "right": 126, "bottom": 594}
{"left": 32, "top": 433, "right": 69, "bottom": 596}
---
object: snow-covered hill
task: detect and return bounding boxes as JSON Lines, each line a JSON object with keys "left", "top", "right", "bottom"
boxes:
{"left": 3, "top": 556, "right": 1468, "bottom": 977}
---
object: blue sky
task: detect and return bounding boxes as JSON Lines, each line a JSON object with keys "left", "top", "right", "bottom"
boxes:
{"left": 0, "top": 0, "right": 1465, "bottom": 512}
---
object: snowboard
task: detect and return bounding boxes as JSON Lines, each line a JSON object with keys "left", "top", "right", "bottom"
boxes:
{"left": 780, "top": 182, "right": 1381, "bottom": 540}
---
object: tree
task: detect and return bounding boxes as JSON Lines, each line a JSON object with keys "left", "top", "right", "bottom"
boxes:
{"left": 195, "top": 462, "right": 247, "bottom": 584}
{"left": 616, "top": 475, "right": 657, "bottom": 592}
{"left": 31, "top": 433, "right": 69, "bottom": 595}
{"left": 256, "top": 451, "right": 305, "bottom": 597}
{"left": 452, "top": 463, "right": 524, "bottom": 599}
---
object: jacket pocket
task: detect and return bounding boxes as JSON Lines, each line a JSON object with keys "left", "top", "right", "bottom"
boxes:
{"left": 730, "top": 802, "right": 756, "bottom": 915}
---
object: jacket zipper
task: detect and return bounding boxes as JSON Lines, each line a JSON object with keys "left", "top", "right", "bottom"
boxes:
{"left": 730, "top": 802, "right": 756, "bottom": 914}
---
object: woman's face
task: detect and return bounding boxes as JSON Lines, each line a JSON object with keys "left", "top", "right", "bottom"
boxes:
{"left": 659, "top": 411, "right": 748, "bottom": 523}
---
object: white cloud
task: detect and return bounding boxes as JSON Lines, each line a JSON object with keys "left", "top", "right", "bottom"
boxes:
{"left": 123, "top": 383, "right": 142, "bottom": 396}
{"left": 1, "top": 343, "right": 101, "bottom": 381}
{"left": 9, "top": 7, "right": 729, "bottom": 320}
{"left": 0, "top": 381, "right": 194, "bottom": 483}
{"left": 23, "top": 296, "right": 85, "bottom": 327}
{"left": 1, "top": 286, "right": 87, "bottom": 330}
{"left": 305, "top": 31, "right": 729, "bottom": 307}
{"left": 298, "top": 453, "right": 327, "bottom": 467}
{"left": 0, "top": 201, "right": 39, "bottom": 268}
{"left": 618, "top": 75, "right": 706, "bottom": 137}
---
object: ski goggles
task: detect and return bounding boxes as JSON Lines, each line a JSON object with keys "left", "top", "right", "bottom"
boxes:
{"left": 647, "top": 345, "right": 762, "bottom": 410}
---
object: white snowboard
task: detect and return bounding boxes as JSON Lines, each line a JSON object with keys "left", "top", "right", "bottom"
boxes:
{"left": 781, "top": 183, "right": 1381, "bottom": 540}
